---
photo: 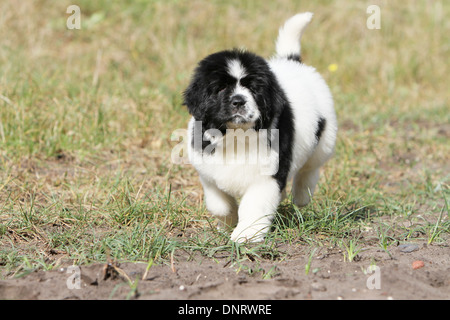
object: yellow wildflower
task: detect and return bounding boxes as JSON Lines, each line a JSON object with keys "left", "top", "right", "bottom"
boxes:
{"left": 328, "top": 63, "right": 338, "bottom": 72}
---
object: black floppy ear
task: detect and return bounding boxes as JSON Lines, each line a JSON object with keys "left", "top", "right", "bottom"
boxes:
{"left": 254, "top": 76, "right": 289, "bottom": 129}
{"left": 183, "top": 75, "right": 207, "bottom": 121}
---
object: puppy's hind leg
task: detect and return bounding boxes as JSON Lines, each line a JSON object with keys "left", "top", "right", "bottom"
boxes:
{"left": 292, "top": 168, "right": 320, "bottom": 207}
{"left": 200, "top": 177, "right": 238, "bottom": 229}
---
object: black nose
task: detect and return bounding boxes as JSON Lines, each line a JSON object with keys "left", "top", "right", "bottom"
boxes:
{"left": 231, "top": 94, "right": 246, "bottom": 109}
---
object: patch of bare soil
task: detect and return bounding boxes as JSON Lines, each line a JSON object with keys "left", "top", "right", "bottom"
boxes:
{"left": 1, "top": 242, "right": 449, "bottom": 300}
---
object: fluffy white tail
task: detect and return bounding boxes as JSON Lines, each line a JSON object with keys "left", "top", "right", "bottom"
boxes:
{"left": 275, "top": 12, "right": 313, "bottom": 59}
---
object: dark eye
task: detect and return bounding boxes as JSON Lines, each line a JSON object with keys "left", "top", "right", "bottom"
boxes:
{"left": 240, "top": 76, "right": 251, "bottom": 88}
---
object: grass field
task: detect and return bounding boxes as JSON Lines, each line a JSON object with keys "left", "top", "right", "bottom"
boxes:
{"left": 0, "top": 0, "right": 449, "bottom": 284}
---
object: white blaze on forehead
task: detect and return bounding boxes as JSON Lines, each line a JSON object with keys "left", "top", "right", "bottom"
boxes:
{"left": 225, "top": 58, "right": 261, "bottom": 129}
{"left": 227, "top": 59, "right": 247, "bottom": 80}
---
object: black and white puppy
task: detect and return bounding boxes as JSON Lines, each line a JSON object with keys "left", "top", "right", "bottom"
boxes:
{"left": 183, "top": 13, "right": 337, "bottom": 242}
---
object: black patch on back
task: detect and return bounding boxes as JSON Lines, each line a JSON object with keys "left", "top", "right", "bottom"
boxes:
{"left": 315, "top": 117, "right": 326, "bottom": 143}
{"left": 286, "top": 54, "right": 302, "bottom": 63}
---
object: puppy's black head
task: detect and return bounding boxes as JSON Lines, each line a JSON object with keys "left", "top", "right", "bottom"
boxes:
{"left": 183, "top": 49, "right": 284, "bottom": 131}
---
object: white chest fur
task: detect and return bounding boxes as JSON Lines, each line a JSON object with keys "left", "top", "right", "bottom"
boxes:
{"left": 188, "top": 119, "right": 279, "bottom": 197}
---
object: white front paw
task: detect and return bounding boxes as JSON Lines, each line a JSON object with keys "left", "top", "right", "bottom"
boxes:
{"left": 230, "top": 222, "right": 270, "bottom": 243}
